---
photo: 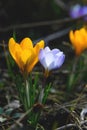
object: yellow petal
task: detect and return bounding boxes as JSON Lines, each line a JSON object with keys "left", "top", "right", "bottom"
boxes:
{"left": 69, "top": 30, "right": 78, "bottom": 52}
{"left": 9, "top": 38, "right": 17, "bottom": 61}
{"left": 34, "top": 40, "right": 45, "bottom": 54}
{"left": 69, "top": 30, "right": 75, "bottom": 45}
{"left": 79, "top": 27, "right": 86, "bottom": 35}
{"left": 20, "top": 38, "right": 33, "bottom": 49}
{"left": 20, "top": 49, "right": 33, "bottom": 65}
{"left": 34, "top": 40, "right": 44, "bottom": 63}
{"left": 74, "top": 30, "right": 83, "bottom": 45}
{"left": 26, "top": 53, "right": 37, "bottom": 73}
{"left": 75, "top": 29, "right": 87, "bottom": 55}
{"left": 27, "top": 40, "right": 45, "bottom": 73}
{"left": 79, "top": 28, "right": 87, "bottom": 43}
{"left": 8, "top": 38, "right": 23, "bottom": 68}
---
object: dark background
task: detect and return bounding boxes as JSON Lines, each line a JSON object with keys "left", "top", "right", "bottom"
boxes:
{"left": 0, "top": 0, "right": 71, "bottom": 41}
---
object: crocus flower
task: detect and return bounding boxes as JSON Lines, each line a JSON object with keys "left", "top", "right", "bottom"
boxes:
{"left": 8, "top": 37, "right": 44, "bottom": 75}
{"left": 39, "top": 46, "right": 65, "bottom": 77}
{"left": 70, "top": 4, "right": 81, "bottom": 18}
{"left": 69, "top": 4, "right": 87, "bottom": 20}
{"left": 69, "top": 27, "right": 87, "bottom": 56}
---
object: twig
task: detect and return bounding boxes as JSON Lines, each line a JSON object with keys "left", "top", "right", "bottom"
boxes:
{"left": 44, "top": 27, "right": 70, "bottom": 43}
{"left": 55, "top": 123, "right": 77, "bottom": 130}
{"left": 55, "top": 120, "right": 87, "bottom": 130}
{"left": 54, "top": 0, "right": 68, "bottom": 11}
{"left": 34, "top": 27, "right": 71, "bottom": 44}
{"left": 8, "top": 108, "right": 32, "bottom": 129}
{"left": 0, "top": 26, "right": 71, "bottom": 55}
{"left": 0, "top": 15, "right": 86, "bottom": 32}
{"left": 0, "top": 18, "right": 71, "bottom": 32}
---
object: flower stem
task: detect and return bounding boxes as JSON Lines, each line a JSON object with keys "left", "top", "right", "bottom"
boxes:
{"left": 25, "top": 79, "right": 30, "bottom": 109}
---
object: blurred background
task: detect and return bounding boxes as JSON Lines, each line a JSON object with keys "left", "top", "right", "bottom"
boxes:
{"left": 0, "top": 0, "right": 86, "bottom": 42}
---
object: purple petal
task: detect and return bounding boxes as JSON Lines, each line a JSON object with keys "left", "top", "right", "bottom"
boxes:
{"left": 81, "top": 6, "right": 87, "bottom": 15}
{"left": 38, "top": 49, "right": 47, "bottom": 68}
{"left": 39, "top": 49, "right": 45, "bottom": 60}
{"left": 70, "top": 4, "right": 81, "bottom": 18}
{"left": 51, "top": 49, "right": 60, "bottom": 55}
{"left": 81, "top": 6, "right": 87, "bottom": 20}
{"left": 47, "top": 61, "right": 55, "bottom": 71}
{"left": 39, "top": 50, "right": 54, "bottom": 70}
{"left": 54, "top": 52, "right": 65, "bottom": 68}
{"left": 44, "top": 52, "right": 54, "bottom": 70}
{"left": 44, "top": 46, "right": 51, "bottom": 53}
{"left": 39, "top": 56, "right": 48, "bottom": 69}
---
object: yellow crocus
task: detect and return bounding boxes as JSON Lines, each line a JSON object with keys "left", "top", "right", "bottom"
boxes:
{"left": 69, "top": 27, "right": 87, "bottom": 56}
{"left": 8, "top": 37, "right": 44, "bottom": 75}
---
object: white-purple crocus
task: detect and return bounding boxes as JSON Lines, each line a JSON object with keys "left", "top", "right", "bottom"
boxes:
{"left": 39, "top": 46, "right": 65, "bottom": 77}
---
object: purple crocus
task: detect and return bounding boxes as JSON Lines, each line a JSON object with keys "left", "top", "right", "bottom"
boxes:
{"left": 39, "top": 46, "right": 65, "bottom": 77}
{"left": 69, "top": 4, "right": 87, "bottom": 20}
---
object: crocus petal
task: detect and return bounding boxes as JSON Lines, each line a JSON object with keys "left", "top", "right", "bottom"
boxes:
{"left": 39, "top": 49, "right": 45, "bottom": 62}
{"left": 27, "top": 40, "right": 44, "bottom": 72}
{"left": 70, "top": 4, "right": 81, "bottom": 18}
{"left": 34, "top": 40, "right": 45, "bottom": 54}
{"left": 44, "top": 46, "right": 51, "bottom": 53}
{"left": 26, "top": 51, "right": 37, "bottom": 73}
{"left": 70, "top": 30, "right": 83, "bottom": 55}
{"left": 44, "top": 52, "right": 54, "bottom": 70}
{"left": 79, "top": 6, "right": 87, "bottom": 20}
{"left": 55, "top": 52, "right": 65, "bottom": 68}
{"left": 39, "top": 55, "right": 47, "bottom": 69}
{"left": 33, "top": 40, "right": 44, "bottom": 62}
{"left": 9, "top": 38, "right": 18, "bottom": 61}
{"left": 79, "top": 28, "right": 87, "bottom": 42}
{"left": 47, "top": 60, "right": 55, "bottom": 71}
{"left": 49, "top": 52, "right": 65, "bottom": 70}
{"left": 69, "top": 30, "right": 75, "bottom": 45}
{"left": 20, "top": 38, "right": 33, "bottom": 49}
{"left": 82, "top": 6, "right": 87, "bottom": 15}
{"left": 9, "top": 38, "right": 23, "bottom": 69}
{"left": 39, "top": 50, "right": 54, "bottom": 70}
{"left": 20, "top": 49, "right": 33, "bottom": 65}
{"left": 26, "top": 40, "right": 44, "bottom": 73}
{"left": 51, "top": 49, "right": 60, "bottom": 55}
